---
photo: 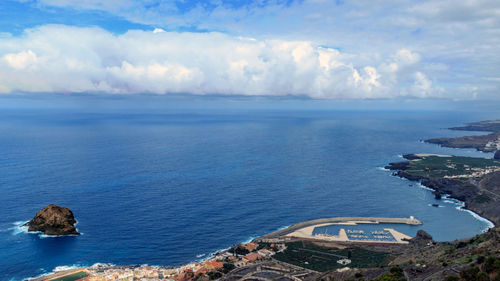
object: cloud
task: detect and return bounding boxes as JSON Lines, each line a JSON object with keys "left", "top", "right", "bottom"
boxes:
{"left": 4, "top": 49, "right": 38, "bottom": 70}
{"left": 9, "top": 1, "right": 500, "bottom": 99}
{"left": 0, "top": 25, "right": 451, "bottom": 98}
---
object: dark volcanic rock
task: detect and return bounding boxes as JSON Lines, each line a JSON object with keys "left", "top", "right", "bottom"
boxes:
{"left": 416, "top": 230, "right": 433, "bottom": 240}
{"left": 495, "top": 150, "right": 500, "bottom": 160}
{"left": 434, "top": 191, "right": 442, "bottom": 200}
{"left": 24, "top": 204, "right": 80, "bottom": 235}
{"left": 385, "top": 161, "right": 410, "bottom": 170}
{"left": 410, "top": 230, "right": 433, "bottom": 245}
{"left": 402, "top": 154, "right": 422, "bottom": 160}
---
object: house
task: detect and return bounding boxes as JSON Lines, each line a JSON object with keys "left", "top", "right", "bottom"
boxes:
{"left": 243, "top": 252, "right": 262, "bottom": 262}
{"left": 257, "top": 249, "right": 274, "bottom": 257}
{"left": 241, "top": 242, "right": 258, "bottom": 252}
{"left": 204, "top": 260, "right": 223, "bottom": 270}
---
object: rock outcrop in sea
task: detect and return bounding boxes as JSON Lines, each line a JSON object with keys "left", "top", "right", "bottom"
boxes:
{"left": 24, "top": 204, "right": 80, "bottom": 235}
{"left": 495, "top": 150, "right": 500, "bottom": 160}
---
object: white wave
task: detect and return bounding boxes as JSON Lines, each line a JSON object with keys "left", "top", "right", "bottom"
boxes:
{"left": 439, "top": 195, "right": 493, "bottom": 232}
{"left": 241, "top": 236, "right": 256, "bottom": 244}
{"left": 10, "top": 221, "right": 29, "bottom": 235}
{"left": 90, "top": 262, "right": 116, "bottom": 268}
{"left": 194, "top": 231, "right": 267, "bottom": 263}
{"left": 376, "top": 166, "right": 390, "bottom": 171}
{"left": 415, "top": 182, "right": 435, "bottom": 192}
{"left": 456, "top": 208, "right": 495, "bottom": 232}
{"left": 397, "top": 154, "right": 403, "bottom": 158}
{"left": 397, "top": 178, "right": 494, "bottom": 233}
{"left": 39, "top": 233, "right": 81, "bottom": 238}
{"left": 11, "top": 220, "right": 82, "bottom": 238}
{"left": 53, "top": 265, "right": 81, "bottom": 272}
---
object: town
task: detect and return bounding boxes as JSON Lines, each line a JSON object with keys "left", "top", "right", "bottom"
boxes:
{"left": 443, "top": 165, "right": 500, "bottom": 179}
{"left": 43, "top": 242, "right": 288, "bottom": 281}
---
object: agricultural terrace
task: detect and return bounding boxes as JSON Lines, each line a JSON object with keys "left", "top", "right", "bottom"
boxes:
{"left": 406, "top": 156, "right": 500, "bottom": 179}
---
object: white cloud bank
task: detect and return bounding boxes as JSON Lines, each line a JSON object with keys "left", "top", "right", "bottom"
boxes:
{"left": 0, "top": 25, "right": 444, "bottom": 98}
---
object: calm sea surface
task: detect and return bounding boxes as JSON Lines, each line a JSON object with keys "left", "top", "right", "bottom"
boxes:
{"left": 0, "top": 95, "right": 498, "bottom": 280}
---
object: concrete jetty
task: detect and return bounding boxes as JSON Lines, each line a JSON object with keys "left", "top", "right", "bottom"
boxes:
{"left": 256, "top": 217, "right": 422, "bottom": 241}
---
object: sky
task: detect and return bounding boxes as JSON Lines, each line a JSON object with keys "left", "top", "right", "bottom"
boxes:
{"left": 0, "top": 0, "right": 499, "bottom": 99}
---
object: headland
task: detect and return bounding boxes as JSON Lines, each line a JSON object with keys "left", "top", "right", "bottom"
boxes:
{"left": 425, "top": 120, "right": 500, "bottom": 153}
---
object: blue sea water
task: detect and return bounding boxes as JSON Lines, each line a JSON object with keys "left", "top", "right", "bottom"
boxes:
{"left": 0, "top": 95, "right": 498, "bottom": 280}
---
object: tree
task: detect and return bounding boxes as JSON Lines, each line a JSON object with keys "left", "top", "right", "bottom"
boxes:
{"left": 223, "top": 263, "right": 236, "bottom": 273}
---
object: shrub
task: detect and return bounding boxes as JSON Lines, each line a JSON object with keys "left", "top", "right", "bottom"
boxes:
{"left": 389, "top": 266, "right": 403, "bottom": 277}
{"left": 460, "top": 266, "right": 480, "bottom": 281}
{"left": 483, "top": 257, "right": 496, "bottom": 273}
{"left": 222, "top": 263, "right": 235, "bottom": 273}
{"left": 476, "top": 272, "right": 491, "bottom": 281}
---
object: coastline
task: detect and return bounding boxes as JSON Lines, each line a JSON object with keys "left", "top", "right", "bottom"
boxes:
{"left": 379, "top": 164, "right": 495, "bottom": 233}
{"left": 24, "top": 171, "right": 497, "bottom": 280}
{"left": 411, "top": 180, "right": 495, "bottom": 232}
{"left": 21, "top": 119, "right": 500, "bottom": 281}
{"left": 393, "top": 165, "right": 498, "bottom": 226}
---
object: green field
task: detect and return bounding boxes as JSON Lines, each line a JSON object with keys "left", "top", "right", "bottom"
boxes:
{"left": 406, "top": 156, "right": 500, "bottom": 178}
{"left": 272, "top": 241, "right": 389, "bottom": 272}
{"left": 50, "top": 271, "right": 88, "bottom": 281}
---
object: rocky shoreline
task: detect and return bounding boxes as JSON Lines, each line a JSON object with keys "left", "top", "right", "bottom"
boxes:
{"left": 386, "top": 154, "right": 500, "bottom": 226}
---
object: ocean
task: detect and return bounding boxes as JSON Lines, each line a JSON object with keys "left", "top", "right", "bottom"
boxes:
{"left": 0, "top": 95, "right": 498, "bottom": 280}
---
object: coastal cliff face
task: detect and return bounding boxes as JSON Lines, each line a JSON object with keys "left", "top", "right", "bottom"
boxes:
{"left": 386, "top": 159, "right": 500, "bottom": 226}
{"left": 25, "top": 204, "right": 80, "bottom": 235}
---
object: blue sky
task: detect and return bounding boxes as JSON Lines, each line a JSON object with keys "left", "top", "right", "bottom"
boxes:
{"left": 0, "top": 0, "right": 499, "bottom": 99}
{"left": 0, "top": 1, "right": 148, "bottom": 35}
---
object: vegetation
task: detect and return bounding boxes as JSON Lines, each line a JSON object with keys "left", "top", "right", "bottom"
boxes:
{"left": 405, "top": 156, "right": 500, "bottom": 178}
{"left": 222, "top": 262, "right": 235, "bottom": 273}
{"left": 228, "top": 246, "right": 249, "bottom": 256}
{"left": 373, "top": 266, "right": 405, "bottom": 281}
{"left": 272, "top": 241, "right": 389, "bottom": 272}
{"left": 50, "top": 271, "right": 89, "bottom": 281}
{"left": 207, "top": 271, "right": 222, "bottom": 280}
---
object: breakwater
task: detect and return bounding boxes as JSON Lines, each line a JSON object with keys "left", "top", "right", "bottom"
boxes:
{"left": 256, "top": 217, "right": 422, "bottom": 241}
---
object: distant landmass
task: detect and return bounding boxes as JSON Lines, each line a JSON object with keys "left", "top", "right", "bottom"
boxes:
{"left": 426, "top": 120, "right": 500, "bottom": 153}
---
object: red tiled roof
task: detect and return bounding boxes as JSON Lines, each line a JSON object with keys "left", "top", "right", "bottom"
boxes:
{"left": 242, "top": 242, "right": 258, "bottom": 251}
{"left": 243, "top": 252, "right": 262, "bottom": 262}
{"left": 205, "top": 260, "right": 223, "bottom": 269}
